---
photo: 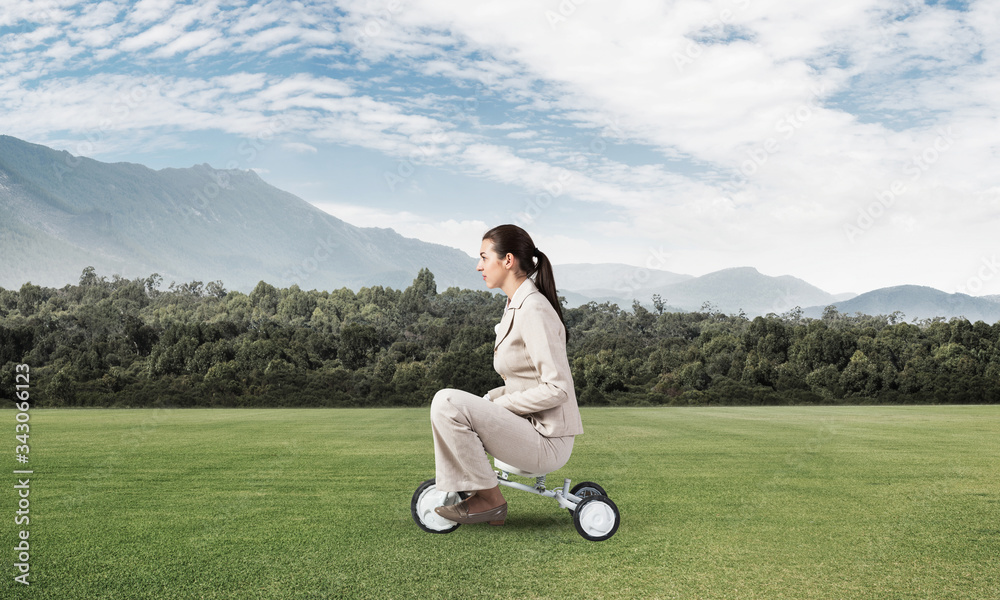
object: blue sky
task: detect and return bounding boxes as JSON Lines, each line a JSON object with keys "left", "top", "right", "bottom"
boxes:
{"left": 2, "top": 0, "right": 998, "bottom": 296}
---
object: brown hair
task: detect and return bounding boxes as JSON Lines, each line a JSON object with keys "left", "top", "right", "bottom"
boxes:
{"left": 483, "top": 224, "right": 567, "bottom": 336}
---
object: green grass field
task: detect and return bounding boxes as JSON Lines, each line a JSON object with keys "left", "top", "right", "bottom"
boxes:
{"left": 4, "top": 406, "right": 999, "bottom": 599}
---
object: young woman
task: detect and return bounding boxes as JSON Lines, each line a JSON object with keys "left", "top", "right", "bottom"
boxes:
{"left": 431, "top": 224, "right": 583, "bottom": 526}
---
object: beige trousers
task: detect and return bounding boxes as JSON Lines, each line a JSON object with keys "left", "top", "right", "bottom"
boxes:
{"left": 430, "top": 388, "right": 574, "bottom": 492}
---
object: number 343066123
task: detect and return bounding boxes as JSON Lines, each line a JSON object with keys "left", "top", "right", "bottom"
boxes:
{"left": 15, "top": 365, "right": 30, "bottom": 453}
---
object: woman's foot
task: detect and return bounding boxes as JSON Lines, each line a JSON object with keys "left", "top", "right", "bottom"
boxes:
{"left": 434, "top": 486, "right": 507, "bottom": 525}
{"left": 465, "top": 486, "right": 505, "bottom": 514}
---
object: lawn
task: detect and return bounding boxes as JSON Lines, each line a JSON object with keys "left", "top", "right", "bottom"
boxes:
{"left": 4, "top": 406, "right": 999, "bottom": 599}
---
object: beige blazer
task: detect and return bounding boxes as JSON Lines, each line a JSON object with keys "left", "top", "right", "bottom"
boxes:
{"left": 486, "top": 278, "right": 584, "bottom": 438}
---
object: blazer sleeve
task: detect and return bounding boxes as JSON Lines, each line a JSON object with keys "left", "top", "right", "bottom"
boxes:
{"left": 492, "top": 300, "right": 572, "bottom": 415}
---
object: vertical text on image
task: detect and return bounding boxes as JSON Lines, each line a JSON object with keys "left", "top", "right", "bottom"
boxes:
{"left": 13, "top": 363, "right": 33, "bottom": 586}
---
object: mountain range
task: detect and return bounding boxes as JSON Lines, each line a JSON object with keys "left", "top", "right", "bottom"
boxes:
{"left": 553, "top": 264, "right": 839, "bottom": 314}
{"left": 0, "top": 135, "right": 475, "bottom": 292}
{"left": 2, "top": 135, "right": 998, "bottom": 323}
{"left": 800, "top": 285, "right": 1000, "bottom": 322}
{"left": 553, "top": 265, "right": 1000, "bottom": 322}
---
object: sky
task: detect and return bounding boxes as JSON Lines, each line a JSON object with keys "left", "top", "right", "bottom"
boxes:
{"left": 2, "top": 0, "right": 998, "bottom": 296}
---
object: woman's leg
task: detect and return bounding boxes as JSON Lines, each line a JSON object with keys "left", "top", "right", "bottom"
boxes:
{"left": 431, "top": 388, "right": 514, "bottom": 493}
{"left": 430, "top": 388, "right": 574, "bottom": 512}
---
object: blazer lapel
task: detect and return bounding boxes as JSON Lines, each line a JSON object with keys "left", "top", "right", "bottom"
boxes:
{"left": 494, "top": 308, "right": 514, "bottom": 350}
{"left": 494, "top": 278, "right": 538, "bottom": 350}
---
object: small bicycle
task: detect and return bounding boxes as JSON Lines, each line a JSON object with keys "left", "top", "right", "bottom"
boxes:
{"left": 411, "top": 457, "right": 621, "bottom": 541}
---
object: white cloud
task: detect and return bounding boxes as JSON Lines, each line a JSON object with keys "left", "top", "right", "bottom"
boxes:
{"left": 3, "top": 0, "right": 998, "bottom": 295}
{"left": 151, "top": 28, "right": 221, "bottom": 58}
{"left": 311, "top": 201, "right": 485, "bottom": 258}
{"left": 489, "top": 122, "right": 528, "bottom": 131}
{"left": 43, "top": 39, "right": 80, "bottom": 61}
{"left": 239, "top": 24, "right": 307, "bottom": 53}
{"left": 215, "top": 72, "right": 269, "bottom": 94}
{"left": 78, "top": 1, "right": 123, "bottom": 28}
{"left": 282, "top": 142, "right": 317, "bottom": 154}
{"left": 258, "top": 73, "right": 353, "bottom": 101}
{"left": 0, "top": 3, "right": 73, "bottom": 28}
{"left": 327, "top": 0, "right": 998, "bottom": 294}
{"left": 119, "top": 1, "right": 220, "bottom": 52}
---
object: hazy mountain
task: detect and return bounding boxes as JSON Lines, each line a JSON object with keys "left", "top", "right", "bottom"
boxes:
{"left": 0, "top": 135, "right": 477, "bottom": 292}
{"left": 555, "top": 265, "right": 837, "bottom": 316}
{"left": 654, "top": 267, "right": 837, "bottom": 315}
{"left": 802, "top": 285, "right": 1000, "bottom": 322}
{"left": 556, "top": 267, "right": 999, "bottom": 322}
{"left": 832, "top": 292, "right": 859, "bottom": 302}
{"left": 553, "top": 263, "right": 692, "bottom": 306}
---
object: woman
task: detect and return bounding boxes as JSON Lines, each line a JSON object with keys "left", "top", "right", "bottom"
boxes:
{"left": 430, "top": 224, "right": 583, "bottom": 526}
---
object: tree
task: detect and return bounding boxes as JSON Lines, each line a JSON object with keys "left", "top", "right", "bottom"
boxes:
{"left": 743, "top": 316, "right": 791, "bottom": 362}
{"left": 631, "top": 300, "right": 655, "bottom": 333}
{"left": 806, "top": 364, "right": 843, "bottom": 401}
{"left": 4, "top": 266, "right": 999, "bottom": 409}
{"left": 47, "top": 367, "right": 78, "bottom": 406}
{"left": 206, "top": 281, "right": 227, "bottom": 299}
{"left": 839, "top": 350, "right": 882, "bottom": 398}
{"left": 249, "top": 281, "right": 280, "bottom": 318}
{"left": 80, "top": 266, "right": 100, "bottom": 287}
{"left": 401, "top": 269, "right": 437, "bottom": 318}
{"left": 17, "top": 282, "right": 44, "bottom": 316}
{"left": 339, "top": 323, "right": 382, "bottom": 370}
{"left": 392, "top": 361, "right": 435, "bottom": 406}
{"left": 277, "top": 285, "right": 317, "bottom": 325}
{"left": 431, "top": 344, "right": 495, "bottom": 394}
{"left": 791, "top": 321, "right": 854, "bottom": 372}
{"left": 652, "top": 294, "right": 666, "bottom": 315}
{"left": 144, "top": 273, "right": 163, "bottom": 297}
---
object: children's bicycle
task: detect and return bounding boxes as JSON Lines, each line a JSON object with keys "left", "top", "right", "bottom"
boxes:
{"left": 411, "top": 457, "right": 620, "bottom": 541}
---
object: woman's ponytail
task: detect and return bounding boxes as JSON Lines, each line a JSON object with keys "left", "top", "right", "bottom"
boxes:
{"left": 530, "top": 249, "right": 566, "bottom": 337}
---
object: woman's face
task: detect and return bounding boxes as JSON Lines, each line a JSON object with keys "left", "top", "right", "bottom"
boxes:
{"left": 477, "top": 239, "right": 506, "bottom": 289}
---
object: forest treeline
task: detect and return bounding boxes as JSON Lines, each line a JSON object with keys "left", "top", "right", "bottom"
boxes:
{"left": 2, "top": 267, "right": 999, "bottom": 407}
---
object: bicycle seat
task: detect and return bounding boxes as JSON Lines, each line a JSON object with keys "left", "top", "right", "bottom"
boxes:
{"left": 494, "top": 457, "right": 546, "bottom": 478}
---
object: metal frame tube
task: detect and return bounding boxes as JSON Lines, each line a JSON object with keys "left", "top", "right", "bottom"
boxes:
{"left": 497, "top": 474, "right": 582, "bottom": 511}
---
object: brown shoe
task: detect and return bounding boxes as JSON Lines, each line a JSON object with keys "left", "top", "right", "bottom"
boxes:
{"left": 434, "top": 498, "right": 507, "bottom": 526}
